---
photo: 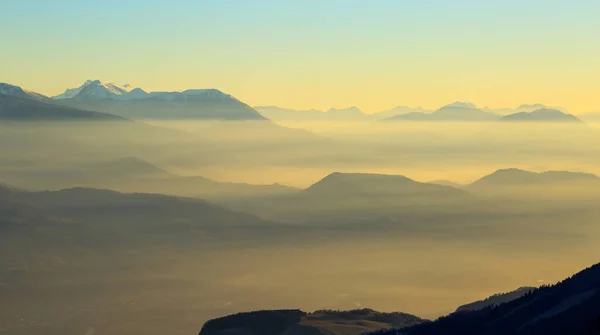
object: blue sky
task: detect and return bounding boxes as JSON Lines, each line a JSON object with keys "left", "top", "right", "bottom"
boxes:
{"left": 2, "top": 0, "right": 600, "bottom": 112}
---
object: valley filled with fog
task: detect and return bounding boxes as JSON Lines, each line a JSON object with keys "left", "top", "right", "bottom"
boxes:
{"left": 3, "top": 93, "right": 600, "bottom": 335}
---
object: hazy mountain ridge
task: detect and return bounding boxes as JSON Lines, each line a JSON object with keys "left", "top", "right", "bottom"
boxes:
{"left": 0, "top": 156, "right": 300, "bottom": 199}
{"left": 255, "top": 106, "right": 369, "bottom": 121}
{"left": 499, "top": 109, "right": 584, "bottom": 123}
{"left": 469, "top": 168, "right": 599, "bottom": 187}
{"left": 306, "top": 172, "right": 466, "bottom": 197}
{"left": 385, "top": 102, "right": 500, "bottom": 122}
{"left": 0, "top": 184, "right": 279, "bottom": 251}
{"left": 0, "top": 93, "right": 126, "bottom": 121}
{"left": 223, "top": 172, "right": 480, "bottom": 223}
{"left": 255, "top": 105, "right": 435, "bottom": 121}
{"left": 483, "top": 103, "right": 569, "bottom": 116}
{"left": 462, "top": 168, "right": 600, "bottom": 205}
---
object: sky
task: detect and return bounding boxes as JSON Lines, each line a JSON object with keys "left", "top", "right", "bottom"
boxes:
{"left": 2, "top": 0, "right": 600, "bottom": 113}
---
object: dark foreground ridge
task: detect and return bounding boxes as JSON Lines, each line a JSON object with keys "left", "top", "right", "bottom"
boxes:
{"left": 199, "top": 263, "right": 600, "bottom": 335}
{"left": 198, "top": 308, "right": 427, "bottom": 335}
{"left": 372, "top": 262, "right": 600, "bottom": 335}
{"left": 455, "top": 286, "right": 536, "bottom": 313}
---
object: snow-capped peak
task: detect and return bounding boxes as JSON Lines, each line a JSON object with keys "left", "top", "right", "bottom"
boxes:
{"left": 53, "top": 80, "right": 150, "bottom": 100}
{"left": 52, "top": 80, "right": 96, "bottom": 100}
{"left": 0, "top": 82, "right": 48, "bottom": 101}
{"left": 52, "top": 80, "right": 236, "bottom": 102}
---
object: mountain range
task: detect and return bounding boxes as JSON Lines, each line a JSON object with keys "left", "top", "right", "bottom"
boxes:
{"left": 223, "top": 168, "right": 600, "bottom": 224}
{"left": 0, "top": 184, "right": 277, "bottom": 253}
{"left": 2, "top": 81, "right": 589, "bottom": 123}
{"left": 384, "top": 102, "right": 499, "bottom": 122}
{"left": 384, "top": 102, "right": 586, "bottom": 123}
{"left": 254, "top": 105, "right": 433, "bottom": 121}
{"left": 0, "top": 80, "right": 266, "bottom": 120}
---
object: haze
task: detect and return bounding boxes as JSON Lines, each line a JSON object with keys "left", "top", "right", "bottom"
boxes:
{"left": 2, "top": 1, "right": 600, "bottom": 335}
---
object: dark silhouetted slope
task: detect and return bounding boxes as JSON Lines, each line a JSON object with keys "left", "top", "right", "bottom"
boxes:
{"left": 456, "top": 287, "right": 536, "bottom": 312}
{"left": 372, "top": 263, "right": 600, "bottom": 335}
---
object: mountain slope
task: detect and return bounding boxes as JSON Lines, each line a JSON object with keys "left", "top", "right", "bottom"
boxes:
{"left": 54, "top": 80, "right": 267, "bottom": 120}
{"left": 9, "top": 186, "right": 278, "bottom": 245}
{"left": 0, "top": 83, "right": 49, "bottom": 101}
{"left": 456, "top": 287, "right": 536, "bottom": 312}
{"left": 373, "top": 262, "right": 600, "bottom": 335}
{"left": 0, "top": 93, "right": 126, "bottom": 121}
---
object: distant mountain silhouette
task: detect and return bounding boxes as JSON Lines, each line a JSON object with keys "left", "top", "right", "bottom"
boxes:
{"left": 385, "top": 102, "right": 499, "bottom": 122}
{"left": 255, "top": 106, "right": 368, "bottom": 121}
{"left": 465, "top": 168, "right": 600, "bottom": 202}
{"left": 428, "top": 180, "right": 464, "bottom": 189}
{"left": 92, "top": 157, "right": 170, "bottom": 177}
{"left": 0, "top": 93, "right": 125, "bottom": 121}
{"left": 53, "top": 80, "right": 267, "bottom": 120}
{"left": 0, "top": 184, "right": 281, "bottom": 282}
{"left": 386, "top": 112, "right": 431, "bottom": 121}
{"left": 500, "top": 109, "right": 584, "bottom": 123}
{"left": 307, "top": 172, "right": 465, "bottom": 197}
{"left": 9, "top": 186, "right": 276, "bottom": 237}
{"left": 199, "top": 308, "right": 426, "bottom": 335}
{"left": 369, "top": 106, "right": 432, "bottom": 119}
{"left": 483, "top": 104, "right": 569, "bottom": 116}
{"left": 327, "top": 106, "right": 368, "bottom": 119}
{"left": 468, "top": 168, "right": 599, "bottom": 189}
{"left": 256, "top": 105, "right": 433, "bottom": 121}
{"left": 225, "top": 172, "right": 477, "bottom": 223}
{"left": 455, "top": 287, "right": 536, "bottom": 312}
{"left": 372, "top": 262, "right": 600, "bottom": 335}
